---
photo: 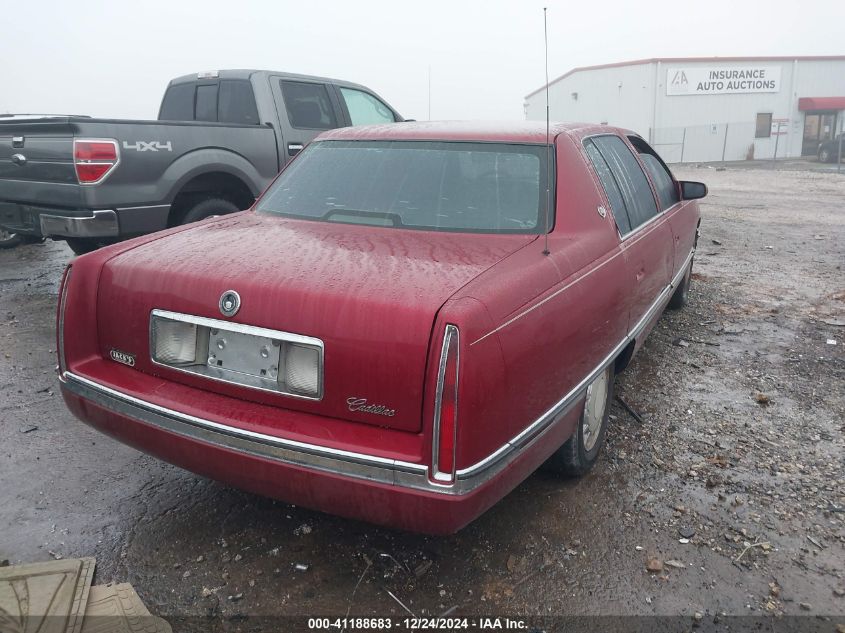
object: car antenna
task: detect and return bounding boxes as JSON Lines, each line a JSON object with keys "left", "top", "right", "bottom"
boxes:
{"left": 542, "top": 6, "right": 551, "bottom": 256}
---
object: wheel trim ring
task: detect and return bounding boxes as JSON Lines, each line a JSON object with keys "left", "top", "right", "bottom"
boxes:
{"left": 0, "top": 228, "right": 17, "bottom": 243}
{"left": 582, "top": 367, "right": 609, "bottom": 451}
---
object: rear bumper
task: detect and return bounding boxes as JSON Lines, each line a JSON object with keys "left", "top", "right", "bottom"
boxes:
{"left": 0, "top": 202, "right": 170, "bottom": 238}
{"left": 0, "top": 202, "right": 118, "bottom": 238}
{"left": 59, "top": 370, "right": 580, "bottom": 533}
{"left": 40, "top": 210, "right": 118, "bottom": 238}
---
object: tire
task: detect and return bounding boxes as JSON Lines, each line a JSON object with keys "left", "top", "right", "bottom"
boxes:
{"left": 819, "top": 148, "right": 830, "bottom": 163}
{"left": 179, "top": 197, "right": 240, "bottom": 225}
{"left": 0, "top": 228, "right": 22, "bottom": 249}
{"left": 667, "top": 257, "right": 693, "bottom": 310}
{"left": 65, "top": 238, "right": 113, "bottom": 256}
{"left": 543, "top": 364, "right": 614, "bottom": 477}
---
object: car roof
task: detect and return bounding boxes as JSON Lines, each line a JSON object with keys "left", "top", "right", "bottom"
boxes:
{"left": 317, "top": 120, "right": 633, "bottom": 144}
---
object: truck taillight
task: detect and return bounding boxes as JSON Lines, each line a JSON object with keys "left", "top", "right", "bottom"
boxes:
{"left": 57, "top": 264, "right": 72, "bottom": 376}
{"left": 74, "top": 139, "right": 119, "bottom": 184}
{"left": 432, "top": 325, "right": 460, "bottom": 484}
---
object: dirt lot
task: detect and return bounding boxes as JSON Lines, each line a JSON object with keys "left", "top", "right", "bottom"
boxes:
{"left": 1, "top": 166, "right": 843, "bottom": 627}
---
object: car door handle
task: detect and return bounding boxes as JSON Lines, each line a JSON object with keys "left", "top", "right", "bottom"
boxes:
{"left": 287, "top": 143, "right": 304, "bottom": 156}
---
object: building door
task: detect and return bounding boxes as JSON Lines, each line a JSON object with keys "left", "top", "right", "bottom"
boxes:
{"left": 802, "top": 112, "right": 838, "bottom": 156}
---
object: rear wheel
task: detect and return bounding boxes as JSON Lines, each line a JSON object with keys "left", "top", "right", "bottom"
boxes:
{"left": 543, "top": 364, "right": 614, "bottom": 477}
{"left": 819, "top": 148, "right": 831, "bottom": 163}
{"left": 0, "top": 228, "right": 22, "bottom": 249}
{"left": 667, "top": 257, "right": 693, "bottom": 310}
{"left": 179, "top": 197, "right": 240, "bottom": 225}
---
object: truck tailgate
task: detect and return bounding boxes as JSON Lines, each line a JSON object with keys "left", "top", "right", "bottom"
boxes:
{"left": 0, "top": 119, "right": 83, "bottom": 207}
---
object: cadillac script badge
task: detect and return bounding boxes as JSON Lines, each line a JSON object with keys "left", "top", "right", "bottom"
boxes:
{"left": 347, "top": 397, "right": 396, "bottom": 417}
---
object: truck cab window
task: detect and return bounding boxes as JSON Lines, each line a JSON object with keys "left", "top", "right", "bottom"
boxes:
{"left": 195, "top": 84, "right": 219, "bottom": 122}
{"left": 281, "top": 81, "right": 337, "bottom": 130}
{"left": 159, "top": 83, "right": 195, "bottom": 121}
{"left": 218, "top": 80, "right": 259, "bottom": 125}
{"left": 339, "top": 88, "right": 396, "bottom": 125}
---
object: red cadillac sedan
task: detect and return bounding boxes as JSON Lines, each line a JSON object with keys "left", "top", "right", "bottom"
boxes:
{"left": 57, "top": 122, "right": 704, "bottom": 534}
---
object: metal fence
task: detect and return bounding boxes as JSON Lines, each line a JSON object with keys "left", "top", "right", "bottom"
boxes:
{"left": 649, "top": 121, "right": 791, "bottom": 164}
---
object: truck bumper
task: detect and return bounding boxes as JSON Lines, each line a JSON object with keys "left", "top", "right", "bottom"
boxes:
{"left": 0, "top": 202, "right": 118, "bottom": 238}
{"left": 40, "top": 210, "right": 119, "bottom": 238}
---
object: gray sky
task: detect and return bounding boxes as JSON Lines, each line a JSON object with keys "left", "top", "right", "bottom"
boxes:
{"left": 2, "top": 0, "right": 843, "bottom": 121}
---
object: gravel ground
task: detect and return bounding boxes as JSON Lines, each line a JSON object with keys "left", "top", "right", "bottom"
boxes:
{"left": 0, "top": 165, "right": 842, "bottom": 627}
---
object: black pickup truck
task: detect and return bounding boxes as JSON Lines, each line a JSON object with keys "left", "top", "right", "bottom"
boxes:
{"left": 0, "top": 70, "right": 402, "bottom": 254}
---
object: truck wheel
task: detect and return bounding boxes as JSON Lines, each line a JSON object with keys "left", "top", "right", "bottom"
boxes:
{"left": 542, "top": 364, "right": 614, "bottom": 477}
{"left": 0, "top": 228, "right": 22, "bottom": 249}
{"left": 667, "top": 258, "right": 693, "bottom": 310}
{"left": 180, "top": 198, "right": 240, "bottom": 225}
{"left": 819, "top": 148, "right": 830, "bottom": 163}
{"left": 65, "top": 238, "right": 112, "bottom": 256}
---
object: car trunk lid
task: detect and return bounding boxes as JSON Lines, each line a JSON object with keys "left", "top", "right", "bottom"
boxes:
{"left": 95, "top": 212, "right": 535, "bottom": 432}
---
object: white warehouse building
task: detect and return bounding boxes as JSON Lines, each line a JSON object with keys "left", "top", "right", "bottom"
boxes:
{"left": 524, "top": 56, "right": 845, "bottom": 163}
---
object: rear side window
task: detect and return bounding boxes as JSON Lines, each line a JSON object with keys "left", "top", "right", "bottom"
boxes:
{"left": 591, "top": 135, "right": 658, "bottom": 231}
{"left": 339, "top": 88, "right": 396, "bottom": 125}
{"left": 629, "top": 136, "right": 679, "bottom": 211}
{"left": 218, "top": 80, "right": 259, "bottom": 125}
{"left": 195, "top": 84, "right": 218, "bottom": 122}
{"left": 281, "top": 81, "right": 337, "bottom": 129}
{"left": 584, "top": 139, "right": 631, "bottom": 234}
{"left": 159, "top": 83, "right": 195, "bottom": 121}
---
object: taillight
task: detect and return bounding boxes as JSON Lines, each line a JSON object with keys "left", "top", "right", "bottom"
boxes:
{"left": 432, "top": 325, "right": 460, "bottom": 484}
{"left": 74, "top": 139, "right": 119, "bottom": 184}
{"left": 57, "top": 264, "right": 73, "bottom": 375}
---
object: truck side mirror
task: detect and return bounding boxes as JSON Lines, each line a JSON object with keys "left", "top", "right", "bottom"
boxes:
{"left": 680, "top": 181, "right": 707, "bottom": 200}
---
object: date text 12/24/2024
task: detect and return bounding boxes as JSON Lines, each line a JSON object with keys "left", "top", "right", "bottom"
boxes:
{"left": 307, "top": 617, "right": 528, "bottom": 630}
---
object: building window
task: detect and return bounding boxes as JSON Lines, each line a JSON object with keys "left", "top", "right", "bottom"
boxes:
{"left": 755, "top": 113, "right": 772, "bottom": 138}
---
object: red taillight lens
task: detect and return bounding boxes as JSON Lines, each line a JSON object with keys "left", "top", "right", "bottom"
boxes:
{"left": 75, "top": 163, "right": 113, "bottom": 182}
{"left": 432, "top": 325, "right": 460, "bottom": 483}
{"left": 74, "top": 141, "right": 117, "bottom": 161}
{"left": 74, "top": 139, "right": 119, "bottom": 184}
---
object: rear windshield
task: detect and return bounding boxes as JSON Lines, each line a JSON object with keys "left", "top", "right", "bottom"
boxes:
{"left": 256, "top": 140, "right": 551, "bottom": 233}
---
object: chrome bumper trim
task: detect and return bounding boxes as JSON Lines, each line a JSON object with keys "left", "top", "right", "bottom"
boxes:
{"left": 60, "top": 248, "right": 694, "bottom": 496}
{"left": 40, "top": 209, "right": 118, "bottom": 238}
{"left": 60, "top": 370, "right": 435, "bottom": 489}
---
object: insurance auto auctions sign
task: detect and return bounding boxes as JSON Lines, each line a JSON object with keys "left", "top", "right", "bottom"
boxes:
{"left": 666, "top": 66, "right": 781, "bottom": 96}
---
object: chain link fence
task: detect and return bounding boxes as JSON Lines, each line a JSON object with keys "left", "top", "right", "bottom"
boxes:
{"left": 649, "top": 121, "right": 791, "bottom": 164}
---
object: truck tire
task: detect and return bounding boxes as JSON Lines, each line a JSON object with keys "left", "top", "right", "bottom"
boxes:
{"left": 819, "top": 148, "right": 831, "bottom": 163}
{"left": 65, "top": 238, "right": 114, "bottom": 256}
{"left": 0, "top": 228, "right": 22, "bottom": 249}
{"left": 180, "top": 197, "right": 240, "bottom": 225}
